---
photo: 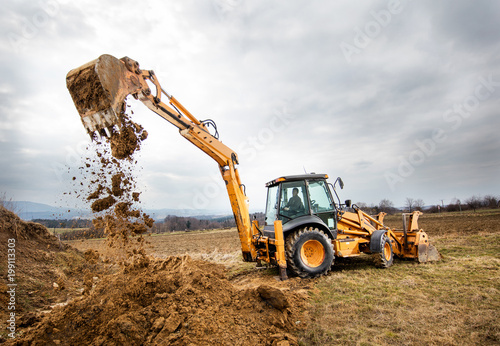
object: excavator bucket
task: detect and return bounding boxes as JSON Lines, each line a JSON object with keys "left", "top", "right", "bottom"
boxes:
{"left": 66, "top": 54, "right": 141, "bottom": 136}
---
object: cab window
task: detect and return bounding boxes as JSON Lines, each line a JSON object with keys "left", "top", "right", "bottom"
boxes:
{"left": 307, "top": 180, "right": 334, "bottom": 213}
{"left": 265, "top": 185, "right": 279, "bottom": 226}
{"left": 279, "top": 181, "right": 308, "bottom": 221}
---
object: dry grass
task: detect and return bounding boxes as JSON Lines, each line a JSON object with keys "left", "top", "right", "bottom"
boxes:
{"left": 299, "top": 210, "right": 500, "bottom": 345}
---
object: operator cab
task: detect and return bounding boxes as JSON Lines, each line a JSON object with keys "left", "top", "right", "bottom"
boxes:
{"left": 264, "top": 174, "right": 339, "bottom": 238}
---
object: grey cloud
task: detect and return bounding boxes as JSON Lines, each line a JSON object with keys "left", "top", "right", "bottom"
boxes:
{"left": 1, "top": 1, "right": 499, "bottom": 210}
{"left": 429, "top": 1, "right": 500, "bottom": 49}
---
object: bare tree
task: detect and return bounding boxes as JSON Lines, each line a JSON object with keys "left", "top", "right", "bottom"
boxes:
{"left": 414, "top": 199, "right": 425, "bottom": 211}
{"left": 355, "top": 202, "right": 377, "bottom": 214}
{"left": 405, "top": 198, "right": 415, "bottom": 212}
{"left": 483, "top": 195, "right": 499, "bottom": 209}
{"left": 379, "top": 199, "right": 395, "bottom": 214}
{"left": 465, "top": 195, "right": 482, "bottom": 212}
{"left": 356, "top": 202, "right": 368, "bottom": 209}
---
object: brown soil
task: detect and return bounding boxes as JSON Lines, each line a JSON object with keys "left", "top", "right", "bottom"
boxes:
{"left": 109, "top": 121, "right": 147, "bottom": 160}
{"left": 111, "top": 173, "right": 125, "bottom": 197}
{"left": 66, "top": 64, "right": 110, "bottom": 114}
{"left": 90, "top": 195, "right": 116, "bottom": 213}
{"left": 8, "top": 255, "right": 308, "bottom": 345}
{"left": 0, "top": 206, "right": 108, "bottom": 342}
{"left": 1, "top": 209, "right": 309, "bottom": 345}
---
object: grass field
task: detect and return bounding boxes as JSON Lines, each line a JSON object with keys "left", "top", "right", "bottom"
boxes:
{"left": 49, "top": 227, "right": 89, "bottom": 235}
{"left": 301, "top": 210, "right": 500, "bottom": 345}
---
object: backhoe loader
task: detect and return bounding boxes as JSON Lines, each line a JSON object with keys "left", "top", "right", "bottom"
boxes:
{"left": 66, "top": 54, "right": 441, "bottom": 280}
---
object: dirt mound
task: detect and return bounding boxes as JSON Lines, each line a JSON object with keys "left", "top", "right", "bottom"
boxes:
{"left": 0, "top": 206, "right": 64, "bottom": 246}
{"left": 10, "top": 255, "right": 307, "bottom": 345}
{"left": 0, "top": 206, "right": 105, "bottom": 342}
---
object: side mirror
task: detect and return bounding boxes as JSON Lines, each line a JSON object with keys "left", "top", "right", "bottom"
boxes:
{"left": 338, "top": 177, "right": 344, "bottom": 189}
{"left": 345, "top": 199, "right": 351, "bottom": 208}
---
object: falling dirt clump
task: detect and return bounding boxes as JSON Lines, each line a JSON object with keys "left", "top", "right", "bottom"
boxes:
{"left": 109, "top": 115, "right": 148, "bottom": 160}
{"left": 72, "top": 108, "right": 152, "bottom": 251}
{"left": 10, "top": 255, "right": 307, "bottom": 345}
{"left": 91, "top": 195, "right": 116, "bottom": 213}
{"left": 114, "top": 202, "right": 140, "bottom": 218}
{"left": 83, "top": 249, "right": 100, "bottom": 264}
{"left": 132, "top": 192, "right": 140, "bottom": 202}
{"left": 87, "top": 184, "right": 104, "bottom": 200}
{"left": 111, "top": 172, "right": 125, "bottom": 197}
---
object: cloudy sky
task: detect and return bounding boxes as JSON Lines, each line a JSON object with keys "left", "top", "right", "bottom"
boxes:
{"left": 1, "top": 0, "right": 499, "bottom": 213}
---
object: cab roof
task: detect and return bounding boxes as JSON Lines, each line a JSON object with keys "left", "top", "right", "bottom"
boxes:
{"left": 265, "top": 174, "right": 328, "bottom": 187}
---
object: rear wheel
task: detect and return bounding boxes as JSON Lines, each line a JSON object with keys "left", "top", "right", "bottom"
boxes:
{"left": 373, "top": 235, "right": 394, "bottom": 268}
{"left": 285, "top": 227, "right": 334, "bottom": 278}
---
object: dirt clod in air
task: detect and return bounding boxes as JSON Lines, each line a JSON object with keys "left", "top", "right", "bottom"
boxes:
{"left": 111, "top": 173, "right": 125, "bottom": 197}
{"left": 87, "top": 184, "right": 104, "bottom": 200}
{"left": 90, "top": 195, "right": 116, "bottom": 213}
{"left": 132, "top": 192, "right": 140, "bottom": 202}
{"left": 109, "top": 117, "right": 148, "bottom": 160}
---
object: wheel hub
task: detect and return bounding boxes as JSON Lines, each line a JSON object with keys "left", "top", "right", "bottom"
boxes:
{"left": 300, "top": 239, "right": 325, "bottom": 268}
{"left": 383, "top": 242, "right": 392, "bottom": 261}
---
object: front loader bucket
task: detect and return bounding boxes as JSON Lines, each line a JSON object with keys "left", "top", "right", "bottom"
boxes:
{"left": 418, "top": 243, "right": 442, "bottom": 263}
{"left": 66, "top": 54, "right": 141, "bottom": 136}
{"left": 396, "top": 212, "right": 442, "bottom": 263}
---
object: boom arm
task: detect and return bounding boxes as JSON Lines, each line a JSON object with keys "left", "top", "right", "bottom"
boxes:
{"left": 136, "top": 63, "right": 257, "bottom": 261}
{"left": 66, "top": 54, "right": 257, "bottom": 261}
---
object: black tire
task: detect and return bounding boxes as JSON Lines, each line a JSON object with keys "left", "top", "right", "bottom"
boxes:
{"left": 285, "top": 227, "right": 334, "bottom": 278}
{"left": 373, "top": 234, "right": 394, "bottom": 268}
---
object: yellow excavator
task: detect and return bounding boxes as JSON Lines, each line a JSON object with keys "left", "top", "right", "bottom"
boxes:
{"left": 66, "top": 54, "right": 441, "bottom": 280}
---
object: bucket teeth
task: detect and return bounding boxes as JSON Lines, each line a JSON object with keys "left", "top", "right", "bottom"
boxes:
{"left": 93, "top": 125, "right": 116, "bottom": 140}
{"left": 81, "top": 108, "right": 121, "bottom": 135}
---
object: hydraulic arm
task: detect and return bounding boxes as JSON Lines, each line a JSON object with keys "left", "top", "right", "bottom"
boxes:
{"left": 66, "top": 54, "right": 257, "bottom": 261}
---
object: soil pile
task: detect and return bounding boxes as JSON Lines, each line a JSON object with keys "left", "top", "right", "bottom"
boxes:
{"left": 9, "top": 255, "right": 307, "bottom": 345}
{"left": 0, "top": 206, "right": 103, "bottom": 340}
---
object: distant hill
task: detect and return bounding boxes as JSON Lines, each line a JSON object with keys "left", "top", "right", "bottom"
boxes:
{"left": 8, "top": 201, "right": 89, "bottom": 221}
{"left": 7, "top": 201, "right": 243, "bottom": 221}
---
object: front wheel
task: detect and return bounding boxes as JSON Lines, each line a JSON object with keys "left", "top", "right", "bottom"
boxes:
{"left": 373, "top": 234, "right": 394, "bottom": 268}
{"left": 285, "top": 227, "right": 334, "bottom": 278}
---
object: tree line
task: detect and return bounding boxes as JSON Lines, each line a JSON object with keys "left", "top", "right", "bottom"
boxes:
{"left": 152, "top": 213, "right": 265, "bottom": 233}
{"left": 33, "top": 218, "right": 92, "bottom": 229}
{"left": 356, "top": 194, "right": 499, "bottom": 215}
